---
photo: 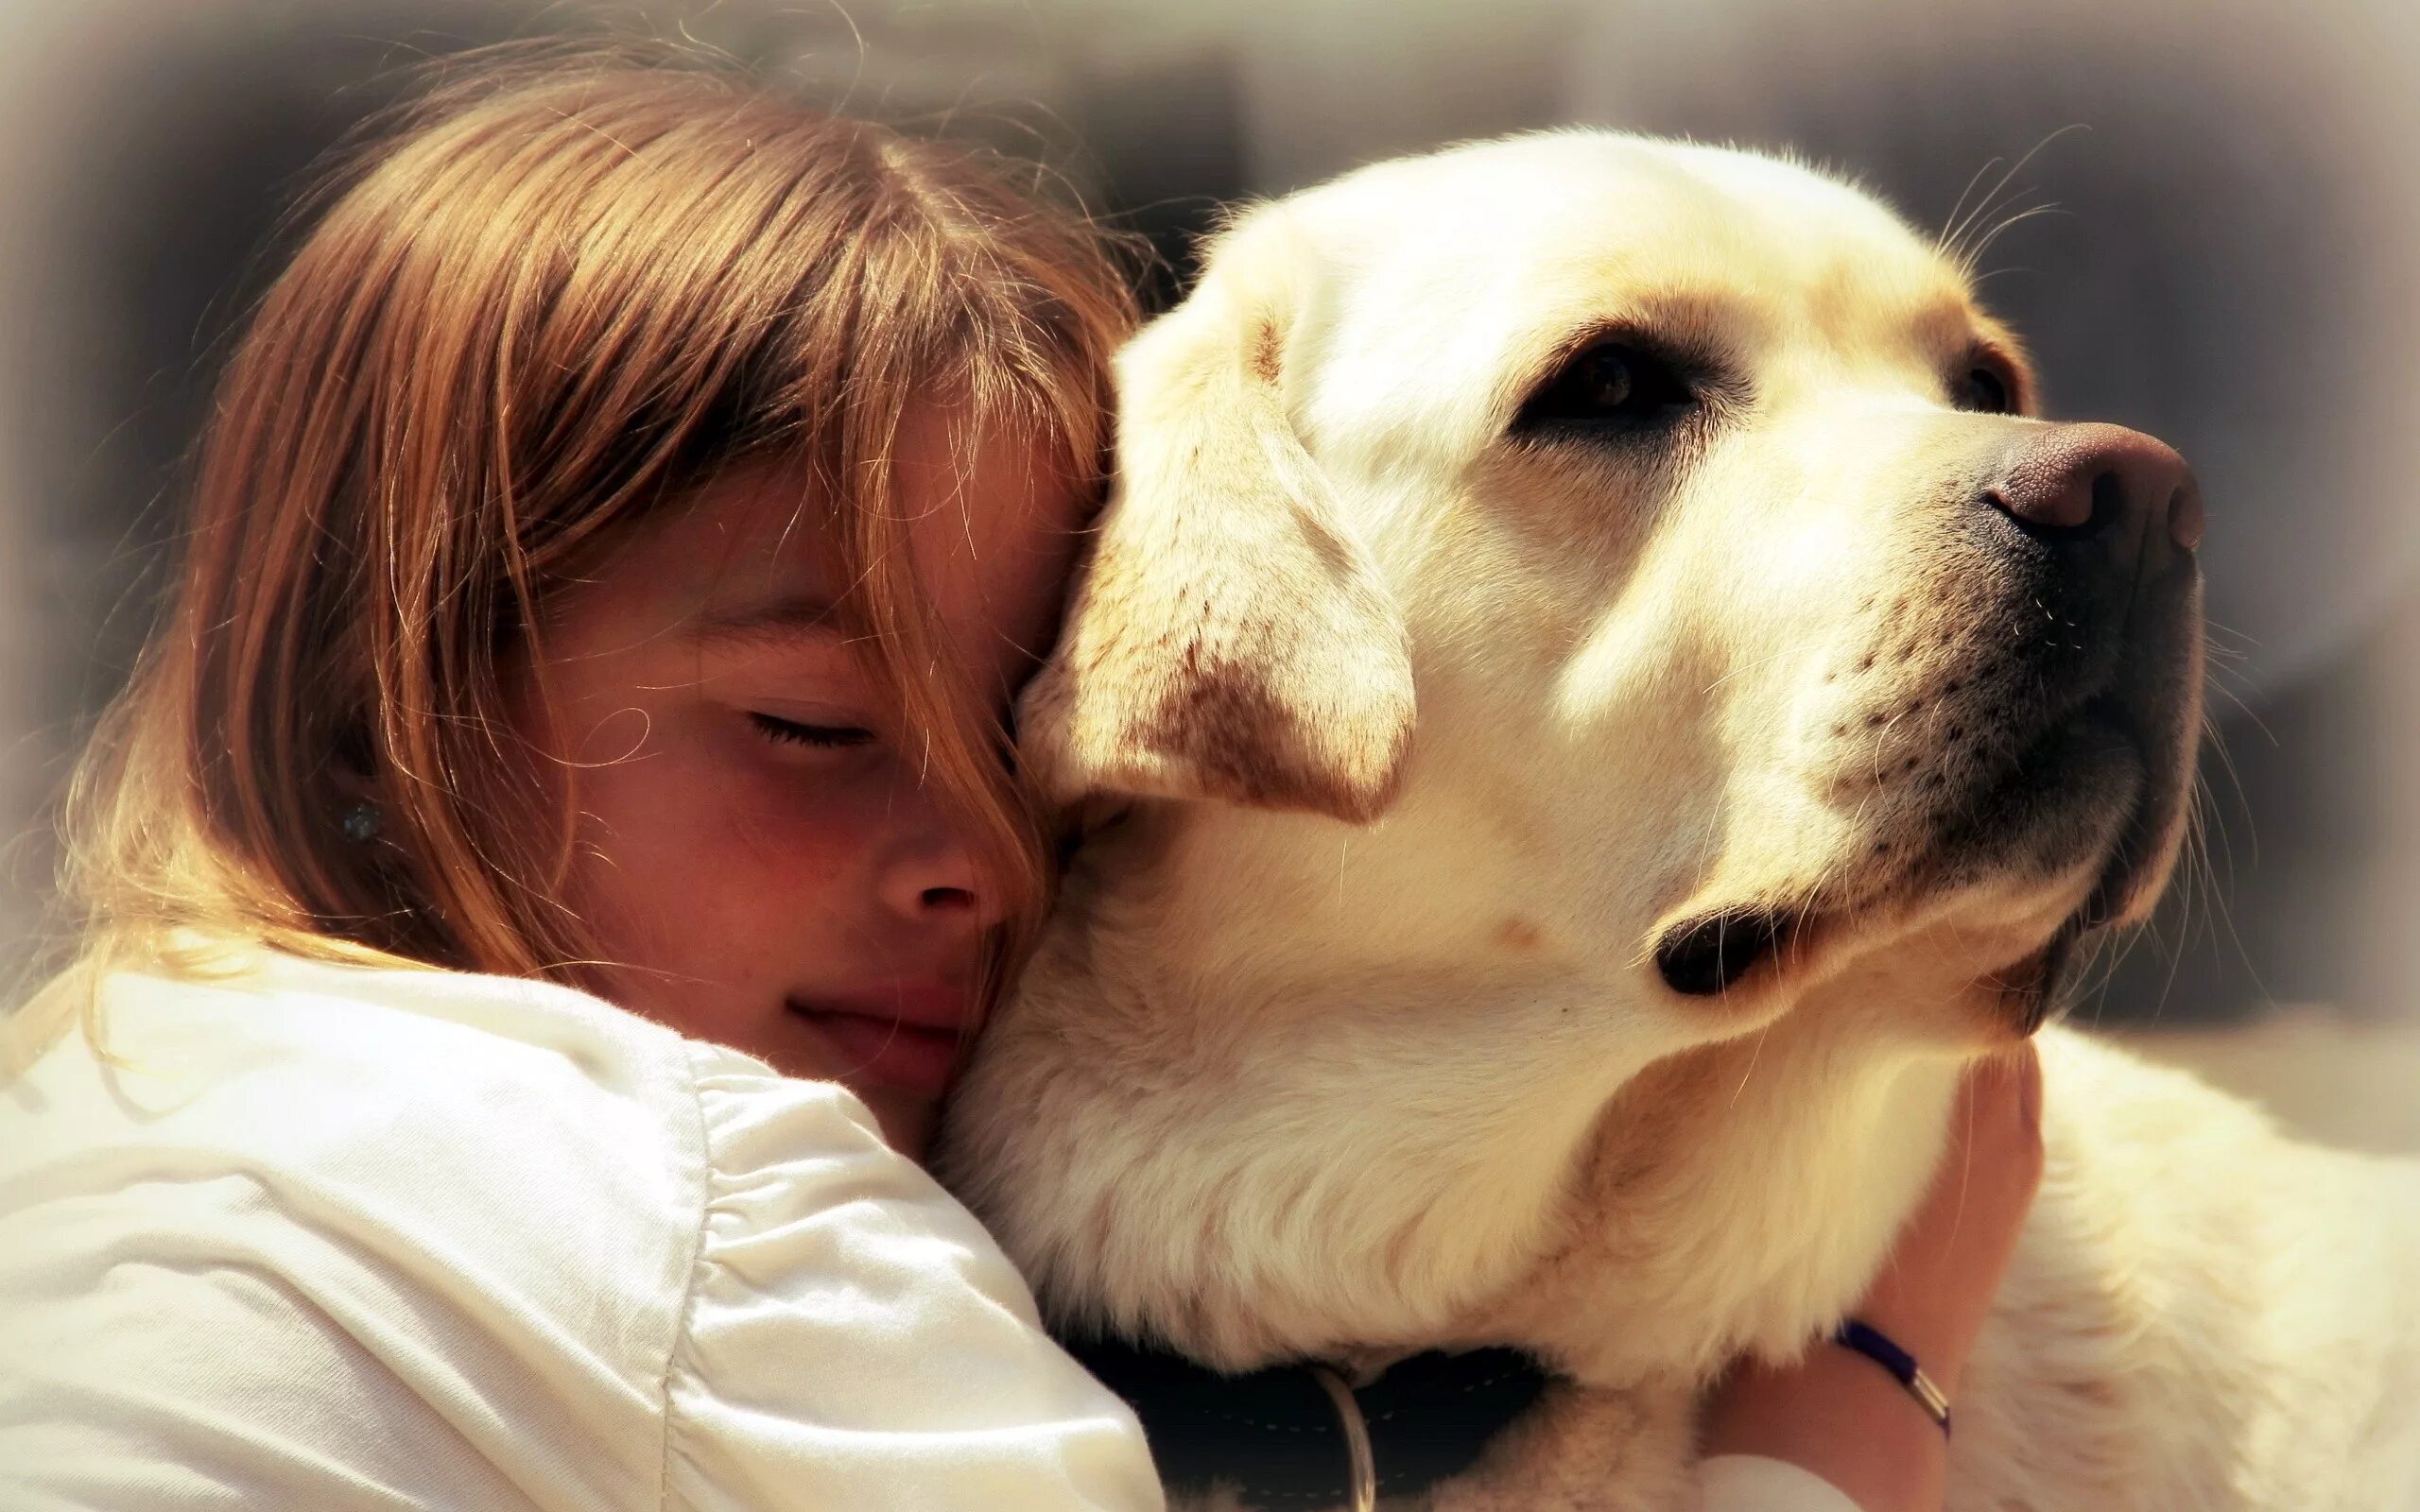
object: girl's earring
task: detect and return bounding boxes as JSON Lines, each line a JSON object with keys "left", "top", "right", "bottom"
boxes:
{"left": 340, "top": 802, "right": 383, "bottom": 844}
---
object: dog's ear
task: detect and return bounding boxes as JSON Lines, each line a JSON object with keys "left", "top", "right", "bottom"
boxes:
{"left": 1020, "top": 214, "right": 1414, "bottom": 824}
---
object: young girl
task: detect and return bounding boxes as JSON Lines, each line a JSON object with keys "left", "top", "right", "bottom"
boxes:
{"left": 0, "top": 51, "right": 2039, "bottom": 1512}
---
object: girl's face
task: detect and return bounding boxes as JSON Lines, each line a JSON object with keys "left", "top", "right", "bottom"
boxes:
{"left": 510, "top": 413, "right": 1086, "bottom": 1158}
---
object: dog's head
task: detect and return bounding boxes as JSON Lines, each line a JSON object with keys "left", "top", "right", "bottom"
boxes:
{"left": 945, "top": 132, "right": 2203, "bottom": 1376}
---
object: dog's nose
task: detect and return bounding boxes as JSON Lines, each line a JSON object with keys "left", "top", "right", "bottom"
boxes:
{"left": 1985, "top": 422, "right": 2202, "bottom": 554}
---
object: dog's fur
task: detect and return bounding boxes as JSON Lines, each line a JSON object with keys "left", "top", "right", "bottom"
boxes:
{"left": 941, "top": 133, "right": 2420, "bottom": 1510}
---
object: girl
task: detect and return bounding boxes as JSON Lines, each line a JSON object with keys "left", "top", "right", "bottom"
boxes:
{"left": 0, "top": 49, "right": 2038, "bottom": 1512}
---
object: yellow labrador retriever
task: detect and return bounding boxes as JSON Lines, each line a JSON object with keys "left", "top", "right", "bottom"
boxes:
{"left": 940, "top": 133, "right": 2420, "bottom": 1510}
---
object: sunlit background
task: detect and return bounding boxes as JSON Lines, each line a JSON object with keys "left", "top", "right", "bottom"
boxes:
{"left": 4, "top": 0, "right": 2415, "bottom": 1144}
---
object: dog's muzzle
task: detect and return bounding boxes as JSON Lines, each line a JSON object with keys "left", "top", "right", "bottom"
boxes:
{"left": 1966, "top": 421, "right": 2204, "bottom": 930}
{"left": 1654, "top": 421, "right": 2204, "bottom": 1009}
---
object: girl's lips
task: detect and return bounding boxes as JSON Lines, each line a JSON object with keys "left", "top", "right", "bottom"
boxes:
{"left": 786, "top": 986, "right": 974, "bottom": 1100}
{"left": 794, "top": 982, "right": 977, "bottom": 1032}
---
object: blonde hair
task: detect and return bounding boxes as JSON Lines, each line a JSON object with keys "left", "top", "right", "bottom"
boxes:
{"left": 27, "top": 49, "right": 1136, "bottom": 1033}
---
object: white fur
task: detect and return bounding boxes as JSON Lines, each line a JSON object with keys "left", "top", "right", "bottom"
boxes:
{"left": 943, "top": 133, "right": 2420, "bottom": 1510}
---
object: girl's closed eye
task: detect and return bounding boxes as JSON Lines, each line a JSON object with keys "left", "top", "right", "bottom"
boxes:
{"left": 748, "top": 712, "right": 877, "bottom": 750}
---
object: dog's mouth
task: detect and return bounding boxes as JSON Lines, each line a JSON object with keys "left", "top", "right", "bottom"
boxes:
{"left": 1651, "top": 885, "right": 2097, "bottom": 1028}
{"left": 1979, "top": 915, "right": 2091, "bottom": 1034}
{"left": 1650, "top": 866, "right": 2103, "bottom": 1035}
{"left": 1651, "top": 905, "right": 1808, "bottom": 998}
{"left": 1936, "top": 637, "right": 2201, "bottom": 951}
{"left": 1654, "top": 678, "right": 2194, "bottom": 1025}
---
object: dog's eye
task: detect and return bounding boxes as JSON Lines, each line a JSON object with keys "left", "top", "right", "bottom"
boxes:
{"left": 1514, "top": 341, "right": 1697, "bottom": 434}
{"left": 1956, "top": 362, "right": 2015, "bottom": 415}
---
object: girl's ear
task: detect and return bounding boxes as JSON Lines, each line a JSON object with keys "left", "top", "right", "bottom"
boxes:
{"left": 1017, "top": 214, "right": 1416, "bottom": 825}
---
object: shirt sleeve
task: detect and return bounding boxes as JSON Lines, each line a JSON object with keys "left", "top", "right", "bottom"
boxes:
{"left": 1700, "top": 1453, "right": 1869, "bottom": 1512}
{"left": 661, "top": 1047, "right": 1166, "bottom": 1512}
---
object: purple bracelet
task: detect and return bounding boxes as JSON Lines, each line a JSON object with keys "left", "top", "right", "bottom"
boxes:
{"left": 1832, "top": 1318, "right": 1953, "bottom": 1438}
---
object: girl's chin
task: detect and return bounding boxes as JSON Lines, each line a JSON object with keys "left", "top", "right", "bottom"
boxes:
{"left": 847, "top": 1086, "right": 940, "bottom": 1161}
{"left": 753, "top": 1025, "right": 944, "bottom": 1160}
{"left": 622, "top": 990, "right": 948, "bottom": 1160}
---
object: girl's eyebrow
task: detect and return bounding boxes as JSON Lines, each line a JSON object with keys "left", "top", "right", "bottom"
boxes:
{"left": 678, "top": 592, "right": 848, "bottom": 649}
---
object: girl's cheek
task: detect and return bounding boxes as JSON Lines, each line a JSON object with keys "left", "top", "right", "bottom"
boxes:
{"left": 722, "top": 731, "right": 896, "bottom": 855}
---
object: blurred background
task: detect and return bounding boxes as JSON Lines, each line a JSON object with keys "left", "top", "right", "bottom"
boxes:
{"left": 3, "top": 0, "right": 2415, "bottom": 1144}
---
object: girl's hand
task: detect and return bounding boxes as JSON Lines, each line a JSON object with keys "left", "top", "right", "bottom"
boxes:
{"left": 1700, "top": 1045, "right": 2046, "bottom": 1512}
{"left": 1843, "top": 1044, "right": 2046, "bottom": 1398}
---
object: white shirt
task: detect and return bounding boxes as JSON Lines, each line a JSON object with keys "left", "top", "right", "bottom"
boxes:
{"left": 0, "top": 946, "right": 1858, "bottom": 1512}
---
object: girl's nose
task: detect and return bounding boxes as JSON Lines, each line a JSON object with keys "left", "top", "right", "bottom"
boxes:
{"left": 875, "top": 808, "right": 1008, "bottom": 933}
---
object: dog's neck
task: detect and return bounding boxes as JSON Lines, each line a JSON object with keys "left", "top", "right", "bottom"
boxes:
{"left": 1468, "top": 1007, "right": 1959, "bottom": 1384}
{"left": 947, "top": 802, "right": 1963, "bottom": 1388}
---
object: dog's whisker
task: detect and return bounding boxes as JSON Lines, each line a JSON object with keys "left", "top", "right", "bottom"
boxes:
{"left": 1938, "top": 154, "right": 2009, "bottom": 263}
{"left": 2206, "top": 679, "right": 2279, "bottom": 749}
{"left": 1961, "top": 203, "right": 2072, "bottom": 278}
{"left": 1949, "top": 183, "right": 2047, "bottom": 270}
{"left": 1940, "top": 125, "right": 2090, "bottom": 270}
{"left": 1700, "top": 641, "right": 1805, "bottom": 696}
{"left": 1727, "top": 1021, "right": 1772, "bottom": 1108}
{"left": 2202, "top": 717, "right": 2259, "bottom": 873}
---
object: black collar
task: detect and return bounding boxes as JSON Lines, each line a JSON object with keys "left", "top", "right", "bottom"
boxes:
{"left": 1061, "top": 1333, "right": 1551, "bottom": 1507}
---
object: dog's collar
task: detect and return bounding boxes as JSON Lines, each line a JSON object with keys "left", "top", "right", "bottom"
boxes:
{"left": 1062, "top": 1333, "right": 1550, "bottom": 1508}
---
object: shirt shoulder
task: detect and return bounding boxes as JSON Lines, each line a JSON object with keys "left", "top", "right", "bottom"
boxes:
{"left": 2, "top": 950, "right": 718, "bottom": 1508}
{"left": 16, "top": 949, "right": 718, "bottom": 1290}
{"left": 664, "top": 1045, "right": 1164, "bottom": 1510}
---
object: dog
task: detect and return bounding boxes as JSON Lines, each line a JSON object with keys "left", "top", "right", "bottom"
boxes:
{"left": 939, "top": 132, "right": 2420, "bottom": 1510}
